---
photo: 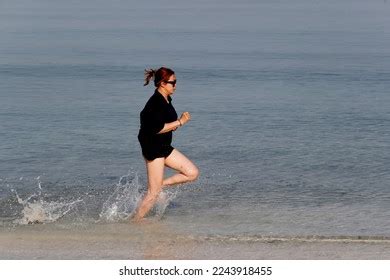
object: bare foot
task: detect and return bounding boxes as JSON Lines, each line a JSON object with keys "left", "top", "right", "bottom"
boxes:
{"left": 131, "top": 216, "right": 154, "bottom": 225}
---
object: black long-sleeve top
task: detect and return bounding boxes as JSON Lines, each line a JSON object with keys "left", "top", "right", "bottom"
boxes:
{"left": 138, "top": 89, "right": 178, "bottom": 160}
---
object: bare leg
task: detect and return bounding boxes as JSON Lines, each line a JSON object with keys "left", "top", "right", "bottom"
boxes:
{"left": 132, "top": 157, "right": 165, "bottom": 222}
{"left": 163, "top": 149, "right": 199, "bottom": 187}
{"left": 132, "top": 149, "right": 199, "bottom": 222}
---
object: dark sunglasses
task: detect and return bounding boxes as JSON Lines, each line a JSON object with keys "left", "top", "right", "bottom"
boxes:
{"left": 165, "top": 80, "right": 177, "bottom": 86}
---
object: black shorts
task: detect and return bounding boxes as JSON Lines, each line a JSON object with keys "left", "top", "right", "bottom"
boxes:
{"left": 140, "top": 144, "right": 174, "bottom": 161}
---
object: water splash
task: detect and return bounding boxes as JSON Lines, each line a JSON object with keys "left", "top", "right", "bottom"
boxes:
{"left": 99, "top": 173, "right": 143, "bottom": 221}
{"left": 4, "top": 173, "right": 179, "bottom": 225}
{"left": 99, "top": 173, "right": 178, "bottom": 221}
{"left": 12, "top": 177, "right": 83, "bottom": 225}
{"left": 155, "top": 190, "right": 178, "bottom": 219}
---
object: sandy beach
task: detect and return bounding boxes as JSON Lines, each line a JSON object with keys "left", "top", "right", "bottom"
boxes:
{"left": 1, "top": 223, "right": 389, "bottom": 260}
{"left": 2, "top": 0, "right": 390, "bottom": 265}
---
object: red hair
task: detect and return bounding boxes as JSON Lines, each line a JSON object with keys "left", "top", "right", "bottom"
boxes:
{"left": 144, "top": 67, "right": 175, "bottom": 87}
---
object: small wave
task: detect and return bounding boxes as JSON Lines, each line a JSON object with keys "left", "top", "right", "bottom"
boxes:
{"left": 188, "top": 234, "right": 390, "bottom": 244}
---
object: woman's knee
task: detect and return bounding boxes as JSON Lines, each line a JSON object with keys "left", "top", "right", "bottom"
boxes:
{"left": 186, "top": 166, "right": 200, "bottom": 181}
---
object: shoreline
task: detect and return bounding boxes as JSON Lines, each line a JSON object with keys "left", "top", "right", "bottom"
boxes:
{"left": 1, "top": 224, "right": 389, "bottom": 259}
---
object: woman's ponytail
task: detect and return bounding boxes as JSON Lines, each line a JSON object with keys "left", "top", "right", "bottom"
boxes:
{"left": 143, "top": 67, "right": 175, "bottom": 87}
{"left": 144, "top": 69, "right": 156, "bottom": 86}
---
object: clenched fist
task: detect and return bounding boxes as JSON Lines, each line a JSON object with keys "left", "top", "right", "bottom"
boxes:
{"left": 179, "top": 112, "right": 191, "bottom": 126}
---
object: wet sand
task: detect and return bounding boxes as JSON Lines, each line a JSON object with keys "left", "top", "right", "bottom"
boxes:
{"left": 1, "top": 224, "right": 389, "bottom": 259}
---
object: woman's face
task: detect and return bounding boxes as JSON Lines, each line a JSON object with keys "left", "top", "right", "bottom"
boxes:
{"left": 162, "top": 74, "right": 177, "bottom": 95}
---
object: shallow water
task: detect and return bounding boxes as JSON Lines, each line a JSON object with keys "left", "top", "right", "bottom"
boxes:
{"left": 1, "top": 0, "right": 390, "bottom": 243}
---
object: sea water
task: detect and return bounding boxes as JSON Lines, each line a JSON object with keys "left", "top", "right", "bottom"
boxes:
{"left": 1, "top": 0, "right": 390, "bottom": 242}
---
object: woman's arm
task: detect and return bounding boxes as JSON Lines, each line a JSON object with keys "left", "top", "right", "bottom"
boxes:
{"left": 157, "top": 112, "right": 191, "bottom": 134}
{"left": 157, "top": 120, "right": 181, "bottom": 134}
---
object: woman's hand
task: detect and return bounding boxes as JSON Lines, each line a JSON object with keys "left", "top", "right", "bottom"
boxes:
{"left": 158, "top": 112, "right": 191, "bottom": 134}
{"left": 179, "top": 112, "right": 191, "bottom": 126}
